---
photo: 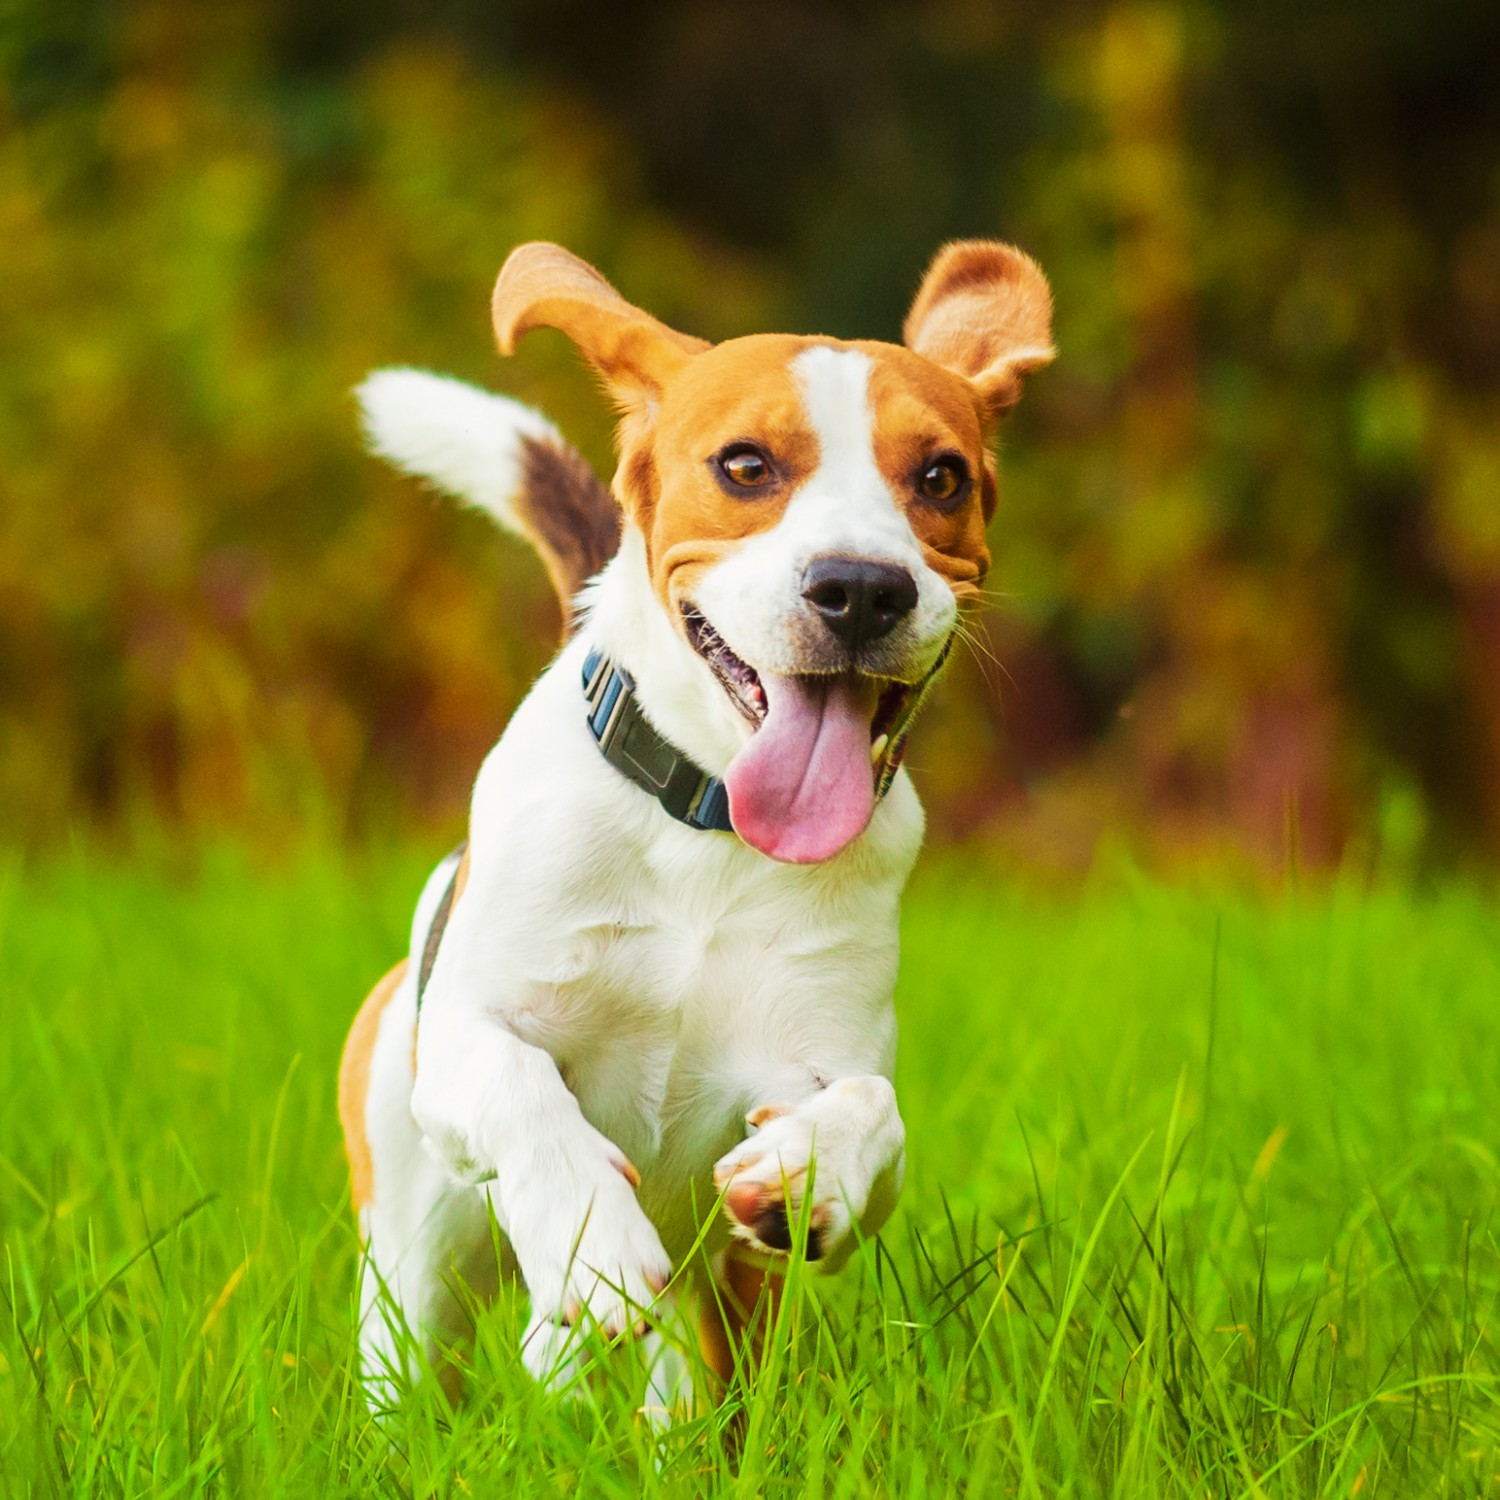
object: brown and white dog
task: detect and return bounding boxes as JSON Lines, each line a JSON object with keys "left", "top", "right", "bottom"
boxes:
{"left": 338, "top": 241, "right": 1053, "bottom": 1415}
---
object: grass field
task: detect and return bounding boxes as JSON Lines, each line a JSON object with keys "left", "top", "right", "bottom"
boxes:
{"left": 1, "top": 844, "right": 1498, "bottom": 1497}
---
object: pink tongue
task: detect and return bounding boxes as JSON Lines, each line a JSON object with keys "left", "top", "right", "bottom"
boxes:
{"left": 725, "top": 674, "right": 877, "bottom": 864}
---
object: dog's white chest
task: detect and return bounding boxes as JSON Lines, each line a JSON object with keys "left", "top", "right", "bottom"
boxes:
{"left": 435, "top": 651, "right": 923, "bottom": 1253}
{"left": 499, "top": 862, "right": 900, "bottom": 1248}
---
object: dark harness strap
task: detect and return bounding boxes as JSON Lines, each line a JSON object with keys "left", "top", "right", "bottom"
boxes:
{"left": 415, "top": 841, "right": 466, "bottom": 1013}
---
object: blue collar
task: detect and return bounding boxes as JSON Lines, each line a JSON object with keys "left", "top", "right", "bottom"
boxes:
{"left": 580, "top": 639, "right": 947, "bottom": 835}
{"left": 418, "top": 643, "right": 939, "bottom": 1016}
{"left": 582, "top": 648, "right": 735, "bottom": 833}
{"left": 414, "top": 654, "right": 734, "bottom": 1018}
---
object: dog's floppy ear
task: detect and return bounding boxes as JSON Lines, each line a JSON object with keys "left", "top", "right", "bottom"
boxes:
{"left": 903, "top": 240, "right": 1054, "bottom": 421}
{"left": 493, "top": 243, "right": 709, "bottom": 406}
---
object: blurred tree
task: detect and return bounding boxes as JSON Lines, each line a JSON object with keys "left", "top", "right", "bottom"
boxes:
{"left": 2, "top": 0, "right": 1498, "bottom": 870}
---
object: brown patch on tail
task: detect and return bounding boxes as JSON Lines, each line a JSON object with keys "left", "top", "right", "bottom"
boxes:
{"left": 339, "top": 958, "right": 410, "bottom": 1215}
{"left": 516, "top": 436, "right": 620, "bottom": 638}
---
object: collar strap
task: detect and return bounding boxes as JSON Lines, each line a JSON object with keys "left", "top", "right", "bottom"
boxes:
{"left": 582, "top": 648, "right": 735, "bottom": 833}
{"left": 580, "top": 637, "right": 952, "bottom": 834}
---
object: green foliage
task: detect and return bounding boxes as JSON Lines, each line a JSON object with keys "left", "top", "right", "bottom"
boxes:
{"left": 3, "top": 0, "right": 1500, "bottom": 868}
{"left": 2, "top": 846, "right": 1498, "bottom": 1494}
{"left": 0, "top": 2, "right": 771, "bottom": 850}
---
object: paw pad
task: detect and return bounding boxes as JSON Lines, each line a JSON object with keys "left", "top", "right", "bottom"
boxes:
{"left": 723, "top": 1178, "right": 828, "bottom": 1259}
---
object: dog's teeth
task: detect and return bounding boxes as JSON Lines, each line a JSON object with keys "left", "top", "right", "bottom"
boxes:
{"left": 871, "top": 733, "right": 889, "bottom": 765}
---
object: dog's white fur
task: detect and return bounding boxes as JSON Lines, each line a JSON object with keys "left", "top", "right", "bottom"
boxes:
{"left": 358, "top": 366, "right": 561, "bottom": 529}
{"left": 343, "top": 231, "right": 1059, "bottom": 1417}
{"left": 351, "top": 364, "right": 922, "bottom": 1402}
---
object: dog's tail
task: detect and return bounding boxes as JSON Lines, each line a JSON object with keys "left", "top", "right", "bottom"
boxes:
{"left": 355, "top": 368, "right": 620, "bottom": 636}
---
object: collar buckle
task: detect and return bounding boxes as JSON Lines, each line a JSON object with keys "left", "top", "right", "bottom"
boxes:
{"left": 582, "top": 648, "right": 735, "bottom": 834}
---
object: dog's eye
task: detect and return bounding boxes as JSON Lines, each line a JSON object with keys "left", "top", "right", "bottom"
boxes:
{"left": 917, "top": 456, "right": 968, "bottom": 506}
{"left": 716, "top": 445, "right": 774, "bottom": 490}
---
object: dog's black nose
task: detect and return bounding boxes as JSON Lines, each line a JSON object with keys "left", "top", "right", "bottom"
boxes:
{"left": 802, "top": 556, "right": 919, "bottom": 649}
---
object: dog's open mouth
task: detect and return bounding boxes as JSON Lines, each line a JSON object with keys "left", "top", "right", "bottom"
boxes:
{"left": 683, "top": 606, "right": 768, "bottom": 726}
{"left": 682, "top": 604, "right": 936, "bottom": 864}
{"left": 682, "top": 605, "right": 916, "bottom": 764}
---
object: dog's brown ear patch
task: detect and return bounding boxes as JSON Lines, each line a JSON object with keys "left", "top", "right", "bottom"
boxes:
{"left": 493, "top": 243, "right": 709, "bottom": 405}
{"left": 903, "top": 240, "right": 1054, "bottom": 420}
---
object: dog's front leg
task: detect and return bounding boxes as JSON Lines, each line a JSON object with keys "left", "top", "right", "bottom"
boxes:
{"left": 711, "top": 1075, "right": 906, "bottom": 1269}
{"left": 411, "top": 1004, "right": 671, "bottom": 1380}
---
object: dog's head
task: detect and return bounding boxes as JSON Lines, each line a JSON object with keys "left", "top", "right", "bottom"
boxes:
{"left": 494, "top": 242, "right": 1053, "bottom": 865}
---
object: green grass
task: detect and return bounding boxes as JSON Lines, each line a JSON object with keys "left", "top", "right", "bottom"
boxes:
{"left": 2, "top": 844, "right": 1499, "bottom": 1497}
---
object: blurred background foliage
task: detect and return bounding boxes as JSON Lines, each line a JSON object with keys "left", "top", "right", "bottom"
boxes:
{"left": 3, "top": 0, "right": 1499, "bottom": 873}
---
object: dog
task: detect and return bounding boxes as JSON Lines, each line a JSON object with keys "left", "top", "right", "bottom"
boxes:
{"left": 338, "top": 240, "right": 1053, "bottom": 1416}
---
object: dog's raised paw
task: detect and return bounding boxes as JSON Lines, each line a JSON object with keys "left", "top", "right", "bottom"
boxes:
{"left": 723, "top": 1174, "right": 829, "bottom": 1258}
{"left": 713, "top": 1109, "right": 843, "bottom": 1259}
{"left": 713, "top": 1078, "right": 905, "bottom": 1263}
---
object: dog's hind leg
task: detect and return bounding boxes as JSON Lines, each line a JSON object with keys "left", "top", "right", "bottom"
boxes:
{"left": 358, "top": 1170, "right": 497, "bottom": 1409}
{"left": 697, "top": 1249, "right": 785, "bottom": 1398}
{"left": 341, "top": 959, "right": 499, "bottom": 1407}
{"left": 635, "top": 1305, "right": 699, "bottom": 1430}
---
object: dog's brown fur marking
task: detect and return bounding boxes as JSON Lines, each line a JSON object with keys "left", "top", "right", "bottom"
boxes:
{"left": 698, "top": 1252, "right": 785, "bottom": 1390}
{"left": 493, "top": 243, "right": 708, "bottom": 398}
{"left": 902, "top": 240, "right": 1055, "bottom": 418}
{"left": 494, "top": 239, "right": 1055, "bottom": 663}
{"left": 516, "top": 436, "right": 620, "bottom": 635}
{"left": 340, "top": 958, "right": 410, "bottom": 1215}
